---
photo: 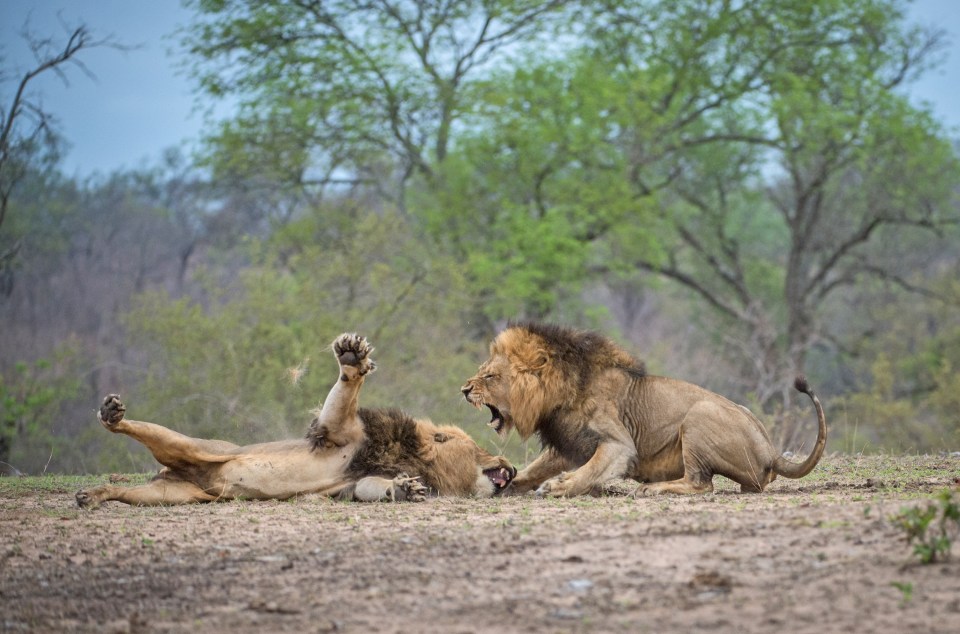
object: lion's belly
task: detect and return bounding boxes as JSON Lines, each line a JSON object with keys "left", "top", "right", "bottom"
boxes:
{"left": 213, "top": 441, "right": 357, "bottom": 499}
{"left": 631, "top": 439, "right": 684, "bottom": 483}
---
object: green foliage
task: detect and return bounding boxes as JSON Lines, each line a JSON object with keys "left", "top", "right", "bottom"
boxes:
{"left": 891, "top": 489, "right": 960, "bottom": 564}
{"left": 834, "top": 270, "right": 960, "bottom": 452}
{"left": 841, "top": 354, "right": 924, "bottom": 450}
{"left": 181, "top": 0, "right": 960, "bottom": 365}
{"left": 0, "top": 343, "right": 82, "bottom": 469}
{"left": 890, "top": 581, "right": 913, "bottom": 606}
{"left": 183, "top": 0, "right": 571, "bottom": 193}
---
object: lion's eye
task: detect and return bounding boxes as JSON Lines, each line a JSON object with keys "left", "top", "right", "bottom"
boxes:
{"left": 483, "top": 374, "right": 497, "bottom": 380}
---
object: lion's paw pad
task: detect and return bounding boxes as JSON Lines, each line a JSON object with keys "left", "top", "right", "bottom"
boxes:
{"left": 332, "top": 333, "right": 376, "bottom": 376}
{"left": 98, "top": 394, "right": 126, "bottom": 428}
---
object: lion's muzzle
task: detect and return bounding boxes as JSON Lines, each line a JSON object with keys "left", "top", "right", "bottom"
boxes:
{"left": 483, "top": 465, "right": 516, "bottom": 493}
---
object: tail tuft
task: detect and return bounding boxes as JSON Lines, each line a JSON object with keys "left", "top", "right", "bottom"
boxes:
{"left": 776, "top": 374, "right": 827, "bottom": 479}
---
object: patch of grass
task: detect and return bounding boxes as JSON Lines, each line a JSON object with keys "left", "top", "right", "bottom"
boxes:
{"left": 0, "top": 473, "right": 152, "bottom": 496}
{"left": 891, "top": 581, "right": 913, "bottom": 606}
{"left": 891, "top": 488, "right": 960, "bottom": 564}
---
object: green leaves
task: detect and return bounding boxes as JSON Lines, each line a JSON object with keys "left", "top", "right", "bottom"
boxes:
{"left": 183, "top": 0, "right": 573, "bottom": 197}
{"left": 0, "top": 345, "right": 81, "bottom": 468}
{"left": 892, "top": 489, "right": 960, "bottom": 565}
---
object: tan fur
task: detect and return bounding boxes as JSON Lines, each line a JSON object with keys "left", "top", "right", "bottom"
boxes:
{"left": 77, "top": 334, "right": 514, "bottom": 509}
{"left": 462, "top": 323, "right": 826, "bottom": 497}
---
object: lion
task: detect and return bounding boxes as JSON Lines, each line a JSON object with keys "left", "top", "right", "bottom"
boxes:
{"left": 461, "top": 322, "right": 826, "bottom": 497}
{"left": 76, "top": 333, "right": 515, "bottom": 509}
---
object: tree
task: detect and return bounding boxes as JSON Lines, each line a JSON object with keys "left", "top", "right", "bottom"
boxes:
{"left": 182, "top": 0, "right": 572, "bottom": 208}
{"left": 0, "top": 22, "right": 119, "bottom": 294}
{"left": 623, "top": 0, "right": 960, "bottom": 419}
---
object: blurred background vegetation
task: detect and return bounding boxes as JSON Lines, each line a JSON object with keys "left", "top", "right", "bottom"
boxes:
{"left": 2, "top": 0, "right": 959, "bottom": 474}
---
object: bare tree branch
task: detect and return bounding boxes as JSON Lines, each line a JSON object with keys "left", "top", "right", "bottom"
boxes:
{"left": 1, "top": 21, "right": 127, "bottom": 292}
{"left": 632, "top": 258, "right": 745, "bottom": 323}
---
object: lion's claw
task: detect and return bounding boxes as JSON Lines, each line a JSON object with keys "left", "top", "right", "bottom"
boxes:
{"left": 306, "top": 422, "right": 331, "bottom": 451}
{"left": 98, "top": 394, "right": 126, "bottom": 429}
{"left": 393, "top": 473, "right": 428, "bottom": 502}
{"left": 332, "top": 333, "right": 376, "bottom": 378}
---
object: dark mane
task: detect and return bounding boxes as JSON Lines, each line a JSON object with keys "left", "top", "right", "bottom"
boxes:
{"left": 347, "top": 408, "right": 436, "bottom": 489}
{"left": 510, "top": 321, "right": 646, "bottom": 392}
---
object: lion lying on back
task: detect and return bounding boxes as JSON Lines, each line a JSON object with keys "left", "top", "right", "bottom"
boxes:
{"left": 77, "top": 333, "right": 515, "bottom": 509}
{"left": 461, "top": 322, "right": 826, "bottom": 497}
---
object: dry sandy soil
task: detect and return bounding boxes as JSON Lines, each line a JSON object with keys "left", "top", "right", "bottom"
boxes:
{"left": 2, "top": 454, "right": 959, "bottom": 633}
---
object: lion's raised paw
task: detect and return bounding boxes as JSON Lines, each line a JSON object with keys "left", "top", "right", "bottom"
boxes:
{"left": 332, "top": 333, "right": 376, "bottom": 378}
{"left": 98, "top": 394, "right": 126, "bottom": 429}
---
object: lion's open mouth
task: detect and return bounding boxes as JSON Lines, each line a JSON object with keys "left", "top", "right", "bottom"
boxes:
{"left": 487, "top": 405, "right": 505, "bottom": 433}
{"left": 483, "top": 466, "right": 515, "bottom": 491}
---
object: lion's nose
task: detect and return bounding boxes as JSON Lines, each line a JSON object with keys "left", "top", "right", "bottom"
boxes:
{"left": 461, "top": 385, "right": 472, "bottom": 397}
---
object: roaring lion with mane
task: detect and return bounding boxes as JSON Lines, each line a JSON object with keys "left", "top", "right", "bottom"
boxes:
{"left": 77, "top": 333, "right": 515, "bottom": 509}
{"left": 461, "top": 322, "right": 826, "bottom": 497}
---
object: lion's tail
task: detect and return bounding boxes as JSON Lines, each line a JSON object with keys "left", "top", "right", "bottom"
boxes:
{"left": 773, "top": 376, "right": 827, "bottom": 479}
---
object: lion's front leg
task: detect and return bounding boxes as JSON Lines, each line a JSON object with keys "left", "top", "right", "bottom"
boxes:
{"left": 536, "top": 441, "right": 636, "bottom": 498}
{"left": 338, "top": 474, "right": 429, "bottom": 502}
{"left": 506, "top": 448, "right": 569, "bottom": 495}
{"left": 307, "top": 333, "right": 376, "bottom": 450}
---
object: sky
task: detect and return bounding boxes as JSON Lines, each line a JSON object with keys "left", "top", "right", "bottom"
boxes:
{"left": 1, "top": 0, "right": 959, "bottom": 179}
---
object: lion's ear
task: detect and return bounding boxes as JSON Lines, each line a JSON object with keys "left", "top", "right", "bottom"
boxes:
{"left": 529, "top": 349, "right": 550, "bottom": 371}
{"left": 433, "top": 432, "right": 450, "bottom": 443}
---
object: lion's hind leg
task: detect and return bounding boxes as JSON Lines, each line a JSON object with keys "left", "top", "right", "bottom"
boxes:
{"left": 96, "top": 394, "right": 237, "bottom": 469}
{"left": 635, "top": 410, "right": 716, "bottom": 496}
{"left": 636, "top": 476, "right": 714, "bottom": 496}
{"left": 77, "top": 476, "right": 217, "bottom": 509}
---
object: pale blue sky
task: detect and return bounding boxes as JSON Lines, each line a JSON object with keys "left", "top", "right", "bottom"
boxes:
{"left": 1, "top": 0, "right": 958, "bottom": 179}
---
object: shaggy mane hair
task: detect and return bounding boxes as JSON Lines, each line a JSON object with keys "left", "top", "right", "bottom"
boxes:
{"left": 347, "top": 408, "right": 435, "bottom": 489}
{"left": 494, "top": 322, "right": 646, "bottom": 439}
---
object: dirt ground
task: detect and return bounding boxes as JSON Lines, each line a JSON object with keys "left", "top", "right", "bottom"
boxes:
{"left": 2, "top": 454, "right": 959, "bottom": 634}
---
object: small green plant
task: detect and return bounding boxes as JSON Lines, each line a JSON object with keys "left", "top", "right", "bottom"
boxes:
{"left": 890, "top": 581, "right": 913, "bottom": 606}
{"left": 891, "top": 489, "right": 960, "bottom": 564}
